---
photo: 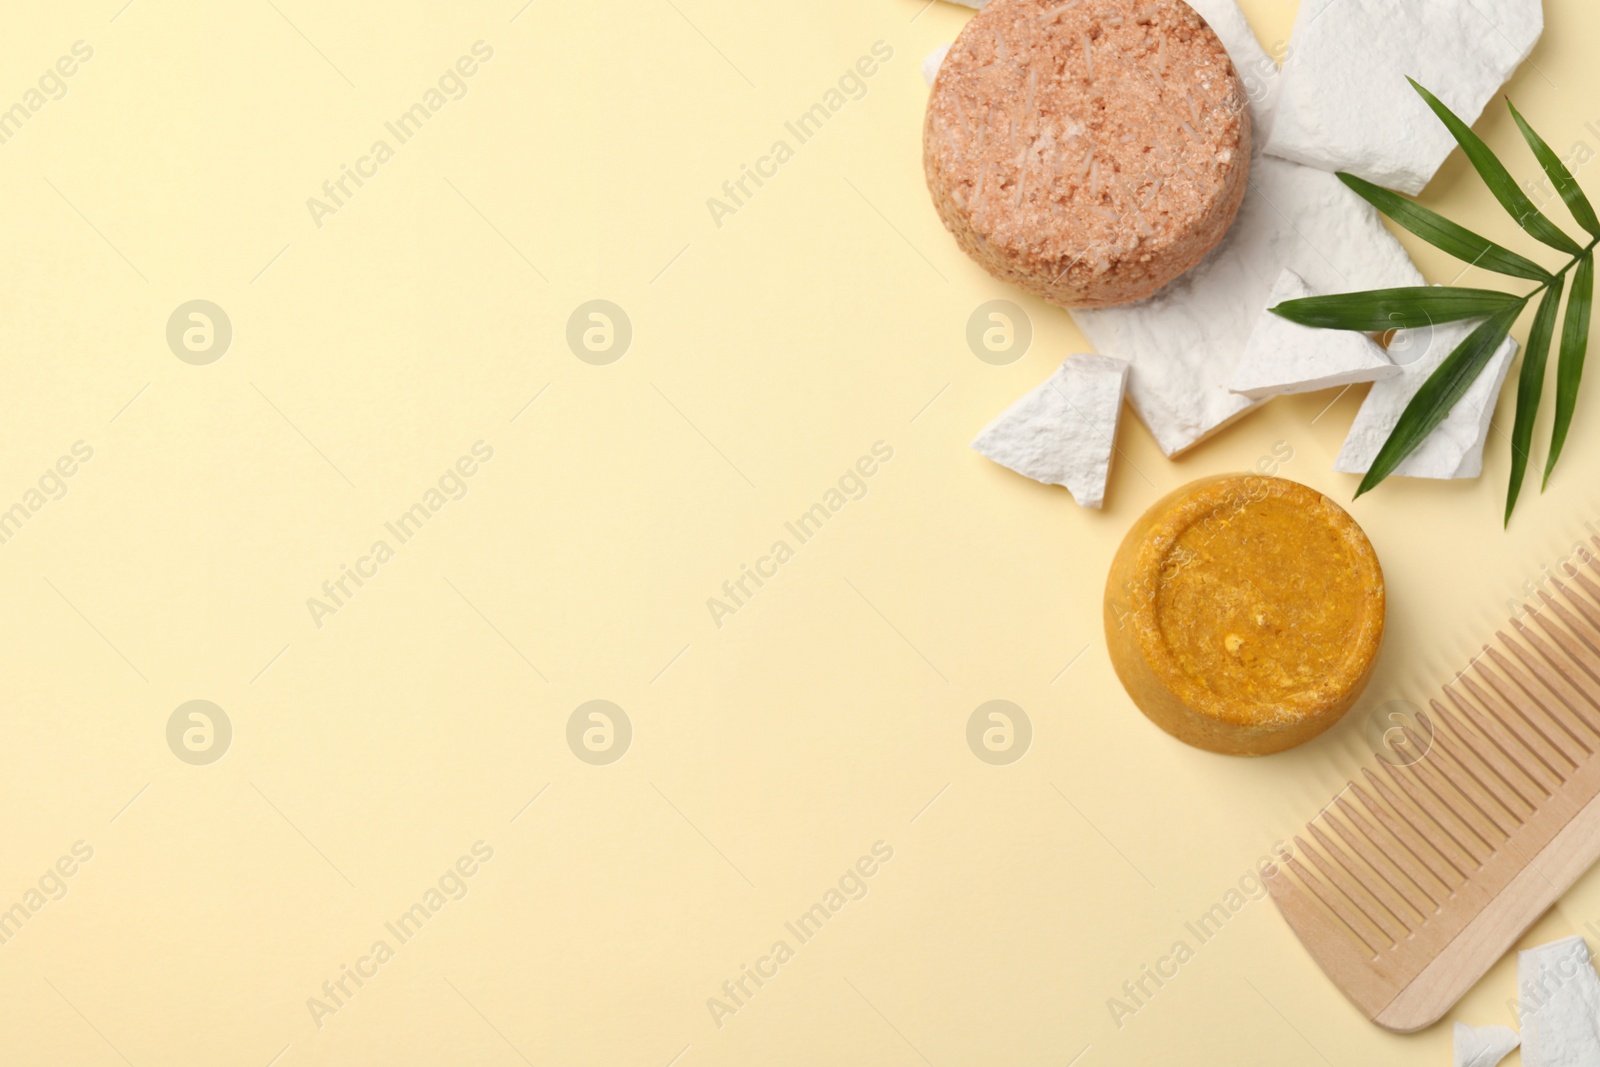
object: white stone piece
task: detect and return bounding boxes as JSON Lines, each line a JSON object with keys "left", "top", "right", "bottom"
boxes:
{"left": 1229, "top": 268, "right": 1398, "bottom": 399}
{"left": 1453, "top": 1022, "right": 1519, "bottom": 1067}
{"left": 1264, "top": 0, "right": 1544, "bottom": 194}
{"left": 971, "top": 355, "right": 1129, "bottom": 509}
{"left": 922, "top": 44, "right": 950, "bottom": 87}
{"left": 1334, "top": 315, "right": 1519, "bottom": 479}
{"left": 1519, "top": 936, "right": 1600, "bottom": 1067}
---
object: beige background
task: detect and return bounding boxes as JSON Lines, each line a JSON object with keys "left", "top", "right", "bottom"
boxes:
{"left": 2, "top": 0, "right": 1598, "bottom": 1063}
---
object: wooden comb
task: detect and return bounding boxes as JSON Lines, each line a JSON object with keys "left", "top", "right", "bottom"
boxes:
{"left": 1265, "top": 541, "right": 1600, "bottom": 1032}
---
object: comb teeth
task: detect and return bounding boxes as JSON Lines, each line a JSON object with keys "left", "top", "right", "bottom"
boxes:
{"left": 1267, "top": 536, "right": 1600, "bottom": 1032}
{"left": 1333, "top": 791, "right": 1442, "bottom": 910}
{"left": 1567, "top": 552, "right": 1600, "bottom": 604}
{"left": 1323, "top": 794, "right": 1436, "bottom": 922}
{"left": 1487, "top": 639, "right": 1600, "bottom": 751}
{"left": 1444, "top": 679, "right": 1560, "bottom": 795}
{"left": 1426, "top": 698, "right": 1535, "bottom": 819}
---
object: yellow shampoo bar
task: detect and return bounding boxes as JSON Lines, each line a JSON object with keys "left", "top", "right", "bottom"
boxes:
{"left": 1104, "top": 475, "right": 1385, "bottom": 755}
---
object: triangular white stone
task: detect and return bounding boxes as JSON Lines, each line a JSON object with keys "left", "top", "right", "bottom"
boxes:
{"left": 1229, "top": 269, "right": 1398, "bottom": 399}
{"left": 922, "top": 44, "right": 950, "bottom": 87}
{"left": 971, "top": 355, "right": 1129, "bottom": 509}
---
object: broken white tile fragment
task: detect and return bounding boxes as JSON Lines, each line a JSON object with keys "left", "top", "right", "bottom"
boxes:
{"left": 971, "top": 355, "right": 1129, "bottom": 509}
{"left": 922, "top": 44, "right": 950, "bottom": 87}
{"left": 1518, "top": 936, "right": 1600, "bottom": 1067}
{"left": 1264, "top": 0, "right": 1544, "bottom": 194}
{"left": 1453, "top": 1022, "right": 1519, "bottom": 1067}
{"left": 1228, "top": 268, "right": 1398, "bottom": 399}
{"left": 1334, "top": 315, "right": 1519, "bottom": 479}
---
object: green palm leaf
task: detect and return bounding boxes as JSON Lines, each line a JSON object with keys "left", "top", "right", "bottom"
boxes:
{"left": 1545, "top": 251, "right": 1595, "bottom": 486}
{"left": 1509, "top": 99, "right": 1600, "bottom": 239}
{"left": 1339, "top": 172, "right": 1552, "bottom": 281}
{"left": 1506, "top": 278, "right": 1563, "bottom": 524}
{"left": 1251, "top": 87, "right": 1595, "bottom": 522}
{"left": 1356, "top": 303, "right": 1525, "bottom": 497}
{"left": 1409, "top": 79, "right": 1585, "bottom": 256}
{"left": 1272, "top": 287, "right": 1524, "bottom": 331}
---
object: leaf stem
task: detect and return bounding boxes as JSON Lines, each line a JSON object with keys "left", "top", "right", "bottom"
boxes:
{"left": 1528, "top": 235, "right": 1600, "bottom": 296}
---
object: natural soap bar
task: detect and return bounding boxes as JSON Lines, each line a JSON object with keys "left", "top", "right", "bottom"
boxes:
{"left": 922, "top": 0, "right": 1251, "bottom": 309}
{"left": 1103, "top": 475, "right": 1385, "bottom": 755}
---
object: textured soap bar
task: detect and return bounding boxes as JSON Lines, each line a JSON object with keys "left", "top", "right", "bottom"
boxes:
{"left": 1104, "top": 475, "right": 1385, "bottom": 755}
{"left": 923, "top": 0, "right": 1251, "bottom": 309}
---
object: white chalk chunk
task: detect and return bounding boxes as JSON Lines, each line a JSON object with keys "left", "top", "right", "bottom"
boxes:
{"left": 1228, "top": 268, "right": 1398, "bottom": 399}
{"left": 1334, "top": 315, "right": 1519, "bottom": 479}
{"left": 1453, "top": 1022, "right": 1519, "bottom": 1067}
{"left": 1071, "top": 0, "right": 1421, "bottom": 456}
{"left": 922, "top": 44, "right": 951, "bottom": 87}
{"left": 1518, "top": 936, "right": 1600, "bottom": 1067}
{"left": 1265, "top": 0, "right": 1544, "bottom": 194}
{"left": 971, "top": 355, "right": 1129, "bottom": 509}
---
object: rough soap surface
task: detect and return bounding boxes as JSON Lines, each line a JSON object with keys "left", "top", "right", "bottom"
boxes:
{"left": 1264, "top": 0, "right": 1544, "bottom": 194}
{"left": 1103, "top": 475, "right": 1385, "bottom": 755}
{"left": 971, "top": 355, "right": 1129, "bottom": 508}
{"left": 923, "top": 0, "right": 1252, "bottom": 309}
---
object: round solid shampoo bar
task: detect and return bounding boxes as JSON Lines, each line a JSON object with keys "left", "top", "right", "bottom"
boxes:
{"left": 1103, "top": 475, "right": 1385, "bottom": 755}
{"left": 923, "top": 0, "right": 1251, "bottom": 309}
